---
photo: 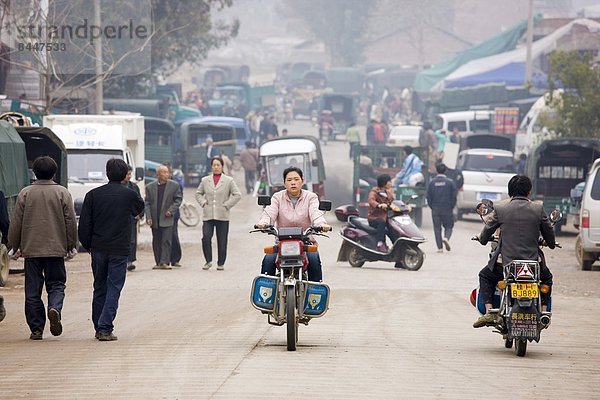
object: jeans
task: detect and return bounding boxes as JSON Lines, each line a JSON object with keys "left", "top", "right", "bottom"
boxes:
{"left": 368, "top": 219, "right": 387, "bottom": 243}
{"left": 127, "top": 218, "right": 137, "bottom": 264}
{"left": 202, "top": 220, "right": 230, "bottom": 266}
{"left": 24, "top": 257, "right": 67, "bottom": 333}
{"left": 91, "top": 250, "right": 128, "bottom": 334}
{"left": 171, "top": 218, "right": 181, "bottom": 264}
{"left": 431, "top": 208, "right": 454, "bottom": 249}
{"left": 244, "top": 170, "right": 256, "bottom": 194}
{"left": 261, "top": 252, "right": 323, "bottom": 282}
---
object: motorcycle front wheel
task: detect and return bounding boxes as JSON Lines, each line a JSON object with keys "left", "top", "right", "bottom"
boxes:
{"left": 400, "top": 247, "right": 424, "bottom": 271}
{"left": 179, "top": 203, "right": 200, "bottom": 227}
{"left": 348, "top": 247, "right": 365, "bottom": 268}
{"left": 515, "top": 339, "right": 527, "bottom": 357}
{"left": 286, "top": 285, "right": 297, "bottom": 351}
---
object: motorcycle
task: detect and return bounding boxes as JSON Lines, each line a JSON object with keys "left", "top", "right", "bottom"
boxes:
{"left": 470, "top": 199, "right": 562, "bottom": 357}
{"left": 335, "top": 199, "right": 426, "bottom": 270}
{"left": 250, "top": 195, "right": 332, "bottom": 351}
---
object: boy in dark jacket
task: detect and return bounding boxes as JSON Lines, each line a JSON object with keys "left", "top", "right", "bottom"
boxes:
{"left": 426, "top": 163, "right": 457, "bottom": 253}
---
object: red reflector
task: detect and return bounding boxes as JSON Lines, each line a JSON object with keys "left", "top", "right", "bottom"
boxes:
{"left": 582, "top": 210, "right": 590, "bottom": 228}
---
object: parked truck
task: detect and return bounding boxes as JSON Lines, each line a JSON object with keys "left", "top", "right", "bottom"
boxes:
{"left": 43, "top": 114, "right": 145, "bottom": 216}
{"left": 207, "top": 82, "right": 275, "bottom": 116}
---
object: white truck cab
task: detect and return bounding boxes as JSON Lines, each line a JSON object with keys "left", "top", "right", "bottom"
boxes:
{"left": 43, "top": 114, "right": 145, "bottom": 215}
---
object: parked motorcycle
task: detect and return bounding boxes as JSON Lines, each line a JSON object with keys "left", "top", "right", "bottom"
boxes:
{"left": 470, "top": 200, "right": 562, "bottom": 357}
{"left": 335, "top": 200, "right": 425, "bottom": 270}
{"left": 250, "top": 195, "right": 332, "bottom": 351}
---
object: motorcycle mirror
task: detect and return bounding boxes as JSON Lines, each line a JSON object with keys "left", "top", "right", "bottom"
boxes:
{"left": 257, "top": 195, "right": 271, "bottom": 206}
{"left": 318, "top": 200, "right": 332, "bottom": 211}
{"left": 475, "top": 200, "right": 494, "bottom": 216}
{"left": 549, "top": 209, "right": 563, "bottom": 224}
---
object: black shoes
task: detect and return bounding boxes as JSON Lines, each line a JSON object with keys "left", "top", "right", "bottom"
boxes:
{"left": 97, "top": 332, "right": 118, "bottom": 341}
{"left": 30, "top": 330, "right": 43, "bottom": 340}
{"left": 48, "top": 308, "right": 63, "bottom": 336}
{"left": 171, "top": 262, "right": 182, "bottom": 267}
{"left": 127, "top": 262, "right": 136, "bottom": 271}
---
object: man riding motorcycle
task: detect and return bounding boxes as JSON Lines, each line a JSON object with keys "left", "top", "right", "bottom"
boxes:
{"left": 256, "top": 166, "right": 331, "bottom": 282}
{"left": 473, "top": 175, "right": 556, "bottom": 328}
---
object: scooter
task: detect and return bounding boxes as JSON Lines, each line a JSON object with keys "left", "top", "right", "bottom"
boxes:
{"left": 470, "top": 199, "right": 562, "bottom": 357}
{"left": 250, "top": 195, "right": 332, "bottom": 351}
{"left": 335, "top": 200, "right": 426, "bottom": 270}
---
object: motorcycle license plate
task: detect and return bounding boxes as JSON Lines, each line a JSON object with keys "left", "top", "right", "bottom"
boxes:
{"left": 511, "top": 283, "right": 538, "bottom": 299}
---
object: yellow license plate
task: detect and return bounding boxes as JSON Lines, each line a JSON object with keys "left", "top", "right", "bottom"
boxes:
{"left": 511, "top": 283, "right": 538, "bottom": 299}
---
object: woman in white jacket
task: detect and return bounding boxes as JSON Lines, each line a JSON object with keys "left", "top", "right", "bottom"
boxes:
{"left": 195, "top": 157, "right": 241, "bottom": 270}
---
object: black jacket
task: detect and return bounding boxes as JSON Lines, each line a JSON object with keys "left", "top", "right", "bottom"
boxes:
{"left": 426, "top": 174, "right": 457, "bottom": 210}
{"left": 0, "top": 191, "right": 9, "bottom": 244}
{"left": 78, "top": 181, "right": 145, "bottom": 256}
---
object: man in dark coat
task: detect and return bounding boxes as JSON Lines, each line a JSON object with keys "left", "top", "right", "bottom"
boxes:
{"left": 79, "top": 158, "right": 145, "bottom": 341}
{"left": 473, "top": 175, "right": 556, "bottom": 328}
{"left": 0, "top": 190, "right": 9, "bottom": 322}
{"left": 426, "top": 163, "right": 457, "bottom": 253}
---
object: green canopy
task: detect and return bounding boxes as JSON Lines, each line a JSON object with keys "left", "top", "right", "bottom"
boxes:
{"left": 414, "top": 18, "right": 531, "bottom": 92}
{"left": 0, "top": 120, "right": 29, "bottom": 199}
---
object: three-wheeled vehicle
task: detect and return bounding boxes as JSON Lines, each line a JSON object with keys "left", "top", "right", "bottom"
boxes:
{"left": 319, "top": 93, "right": 357, "bottom": 141}
{"left": 192, "top": 116, "right": 251, "bottom": 152}
{"left": 257, "top": 136, "right": 326, "bottom": 199}
{"left": 178, "top": 119, "right": 237, "bottom": 187}
{"left": 526, "top": 138, "right": 600, "bottom": 234}
{"left": 352, "top": 144, "right": 429, "bottom": 227}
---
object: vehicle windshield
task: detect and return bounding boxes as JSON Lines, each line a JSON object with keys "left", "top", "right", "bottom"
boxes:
{"left": 266, "top": 154, "right": 309, "bottom": 185}
{"left": 462, "top": 154, "right": 515, "bottom": 173}
{"left": 212, "top": 89, "right": 241, "bottom": 101}
{"left": 67, "top": 152, "right": 123, "bottom": 182}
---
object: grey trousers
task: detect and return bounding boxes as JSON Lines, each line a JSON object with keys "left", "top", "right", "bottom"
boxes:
{"left": 151, "top": 226, "right": 173, "bottom": 265}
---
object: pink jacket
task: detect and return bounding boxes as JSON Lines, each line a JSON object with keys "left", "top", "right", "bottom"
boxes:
{"left": 258, "top": 189, "right": 327, "bottom": 230}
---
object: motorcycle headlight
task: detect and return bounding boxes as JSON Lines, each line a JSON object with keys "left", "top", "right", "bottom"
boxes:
{"left": 279, "top": 242, "right": 301, "bottom": 257}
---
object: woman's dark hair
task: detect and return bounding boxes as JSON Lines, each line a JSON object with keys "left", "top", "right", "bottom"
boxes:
{"left": 403, "top": 145, "right": 413, "bottom": 155}
{"left": 283, "top": 166, "right": 303, "bottom": 181}
{"left": 32, "top": 156, "right": 57, "bottom": 180}
{"left": 210, "top": 157, "right": 224, "bottom": 167}
{"left": 106, "top": 158, "right": 128, "bottom": 182}
{"left": 377, "top": 174, "right": 391, "bottom": 188}
{"left": 508, "top": 175, "right": 532, "bottom": 197}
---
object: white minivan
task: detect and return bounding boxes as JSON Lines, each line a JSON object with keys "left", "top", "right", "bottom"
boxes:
{"left": 435, "top": 110, "right": 494, "bottom": 134}
{"left": 576, "top": 158, "right": 600, "bottom": 270}
{"left": 455, "top": 148, "right": 516, "bottom": 219}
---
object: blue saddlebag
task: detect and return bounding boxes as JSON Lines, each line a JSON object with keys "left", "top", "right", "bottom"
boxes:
{"left": 251, "top": 275, "right": 278, "bottom": 311}
{"left": 302, "top": 282, "right": 330, "bottom": 317}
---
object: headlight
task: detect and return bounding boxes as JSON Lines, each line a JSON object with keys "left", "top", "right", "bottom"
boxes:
{"left": 279, "top": 242, "right": 301, "bottom": 256}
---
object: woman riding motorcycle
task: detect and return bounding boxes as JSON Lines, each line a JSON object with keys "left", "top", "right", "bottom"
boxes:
{"left": 367, "top": 174, "right": 400, "bottom": 252}
{"left": 256, "top": 166, "right": 331, "bottom": 281}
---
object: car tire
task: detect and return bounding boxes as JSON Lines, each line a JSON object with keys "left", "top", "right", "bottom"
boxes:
{"left": 576, "top": 235, "right": 595, "bottom": 271}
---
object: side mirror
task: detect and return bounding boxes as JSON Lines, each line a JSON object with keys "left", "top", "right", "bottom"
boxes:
{"left": 549, "top": 209, "right": 563, "bottom": 224}
{"left": 475, "top": 199, "right": 494, "bottom": 216}
{"left": 258, "top": 195, "right": 271, "bottom": 206}
{"left": 318, "top": 200, "right": 332, "bottom": 211}
{"left": 135, "top": 167, "right": 144, "bottom": 181}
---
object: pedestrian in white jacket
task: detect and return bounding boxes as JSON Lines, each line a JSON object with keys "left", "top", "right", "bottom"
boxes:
{"left": 195, "top": 157, "right": 241, "bottom": 270}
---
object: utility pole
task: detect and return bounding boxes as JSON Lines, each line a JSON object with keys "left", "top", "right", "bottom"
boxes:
{"left": 94, "top": 0, "right": 103, "bottom": 114}
{"left": 525, "top": 0, "right": 534, "bottom": 84}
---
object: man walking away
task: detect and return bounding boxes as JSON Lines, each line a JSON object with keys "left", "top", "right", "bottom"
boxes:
{"left": 79, "top": 159, "right": 144, "bottom": 341}
{"left": 239, "top": 141, "right": 259, "bottom": 194}
{"left": 8, "top": 156, "right": 78, "bottom": 340}
{"left": 0, "top": 190, "right": 10, "bottom": 322}
{"left": 426, "top": 163, "right": 457, "bottom": 253}
{"left": 123, "top": 165, "right": 143, "bottom": 271}
{"left": 145, "top": 165, "right": 183, "bottom": 269}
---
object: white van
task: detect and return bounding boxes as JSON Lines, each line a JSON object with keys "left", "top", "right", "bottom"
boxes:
{"left": 577, "top": 158, "right": 600, "bottom": 270}
{"left": 455, "top": 148, "right": 516, "bottom": 219}
{"left": 435, "top": 110, "right": 494, "bottom": 134}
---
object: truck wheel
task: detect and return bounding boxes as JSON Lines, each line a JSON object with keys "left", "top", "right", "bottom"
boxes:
{"left": 576, "top": 235, "right": 594, "bottom": 271}
{"left": 0, "top": 244, "right": 9, "bottom": 287}
{"left": 457, "top": 210, "right": 464, "bottom": 221}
